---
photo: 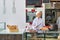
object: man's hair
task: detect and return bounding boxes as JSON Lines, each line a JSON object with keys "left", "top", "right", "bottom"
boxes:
{"left": 36, "top": 11, "right": 42, "bottom": 15}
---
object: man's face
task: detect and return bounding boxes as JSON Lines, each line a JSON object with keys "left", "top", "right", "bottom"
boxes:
{"left": 36, "top": 12, "right": 42, "bottom": 18}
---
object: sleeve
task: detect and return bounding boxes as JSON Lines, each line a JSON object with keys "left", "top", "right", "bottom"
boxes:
{"left": 56, "top": 18, "right": 59, "bottom": 25}
{"left": 32, "top": 19, "right": 37, "bottom": 26}
{"left": 42, "top": 20, "right": 45, "bottom": 27}
{"left": 31, "top": 19, "right": 37, "bottom": 30}
{"left": 32, "top": 20, "right": 36, "bottom": 26}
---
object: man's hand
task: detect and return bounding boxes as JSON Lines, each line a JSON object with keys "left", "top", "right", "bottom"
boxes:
{"left": 40, "top": 27, "right": 48, "bottom": 31}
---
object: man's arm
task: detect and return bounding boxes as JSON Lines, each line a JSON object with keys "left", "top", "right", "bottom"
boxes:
{"left": 56, "top": 18, "right": 59, "bottom": 25}
{"left": 32, "top": 18, "right": 37, "bottom": 27}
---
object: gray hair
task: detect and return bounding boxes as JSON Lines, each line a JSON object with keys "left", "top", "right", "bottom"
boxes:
{"left": 36, "top": 11, "right": 42, "bottom": 15}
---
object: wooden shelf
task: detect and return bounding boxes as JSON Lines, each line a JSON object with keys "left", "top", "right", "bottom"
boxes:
{"left": 0, "top": 34, "right": 22, "bottom": 40}
{"left": 50, "top": 0, "right": 60, "bottom": 2}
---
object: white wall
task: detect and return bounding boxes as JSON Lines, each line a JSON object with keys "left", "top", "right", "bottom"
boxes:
{"left": 0, "top": 0, "right": 25, "bottom": 33}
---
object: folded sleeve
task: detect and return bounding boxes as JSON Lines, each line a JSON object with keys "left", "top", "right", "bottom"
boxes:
{"left": 56, "top": 18, "right": 59, "bottom": 25}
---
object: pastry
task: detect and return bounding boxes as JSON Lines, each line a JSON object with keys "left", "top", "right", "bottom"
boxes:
{"left": 7, "top": 25, "right": 19, "bottom": 32}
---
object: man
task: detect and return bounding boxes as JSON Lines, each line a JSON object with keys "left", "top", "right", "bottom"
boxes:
{"left": 57, "top": 16, "right": 60, "bottom": 31}
{"left": 29, "top": 11, "right": 48, "bottom": 40}
{"left": 31, "top": 11, "right": 48, "bottom": 32}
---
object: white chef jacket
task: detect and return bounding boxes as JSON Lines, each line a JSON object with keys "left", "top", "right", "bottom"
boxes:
{"left": 32, "top": 17, "right": 45, "bottom": 32}
{"left": 57, "top": 17, "right": 60, "bottom": 28}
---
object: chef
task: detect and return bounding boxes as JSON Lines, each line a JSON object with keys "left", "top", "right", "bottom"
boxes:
{"left": 57, "top": 16, "right": 60, "bottom": 31}
{"left": 31, "top": 11, "right": 48, "bottom": 32}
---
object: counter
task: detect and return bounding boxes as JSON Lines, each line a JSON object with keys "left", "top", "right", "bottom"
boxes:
{"left": 0, "top": 30, "right": 23, "bottom": 40}
{"left": 23, "top": 31, "right": 60, "bottom": 40}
